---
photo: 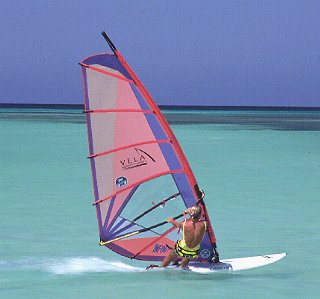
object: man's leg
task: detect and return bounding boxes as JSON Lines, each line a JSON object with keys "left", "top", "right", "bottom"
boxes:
{"left": 160, "top": 250, "right": 177, "bottom": 267}
{"left": 180, "top": 258, "right": 190, "bottom": 269}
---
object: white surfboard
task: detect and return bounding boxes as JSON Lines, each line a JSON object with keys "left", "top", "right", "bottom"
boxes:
{"left": 166, "top": 253, "right": 287, "bottom": 273}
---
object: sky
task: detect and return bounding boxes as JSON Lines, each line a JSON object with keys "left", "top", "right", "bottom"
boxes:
{"left": 0, "top": 0, "right": 319, "bottom": 107}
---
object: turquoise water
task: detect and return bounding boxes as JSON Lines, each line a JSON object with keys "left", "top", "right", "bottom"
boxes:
{"left": 1, "top": 109, "right": 319, "bottom": 298}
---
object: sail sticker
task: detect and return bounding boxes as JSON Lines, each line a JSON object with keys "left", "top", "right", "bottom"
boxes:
{"left": 200, "top": 249, "right": 211, "bottom": 259}
{"left": 115, "top": 177, "right": 128, "bottom": 188}
{"left": 153, "top": 244, "right": 169, "bottom": 254}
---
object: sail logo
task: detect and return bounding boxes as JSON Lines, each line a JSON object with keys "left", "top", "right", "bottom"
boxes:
{"left": 210, "top": 265, "right": 232, "bottom": 271}
{"left": 200, "top": 249, "right": 211, "bottom": 259}
{"left": 115, "top": 176, "right": 128, "bottom": 188}
{"left": 153, "top": 244, "right": 169, "bottom": 254}
{"left": 120, "top": 148, "right": 156, "bottom": 170}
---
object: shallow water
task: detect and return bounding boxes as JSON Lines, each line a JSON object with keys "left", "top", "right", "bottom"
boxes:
{"left": 1, "top": 108, "right": 319, "bottom": 298}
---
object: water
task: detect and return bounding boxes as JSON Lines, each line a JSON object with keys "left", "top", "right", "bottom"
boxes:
{"left": 1, "top": 108, "right": 319, "bottom": 298}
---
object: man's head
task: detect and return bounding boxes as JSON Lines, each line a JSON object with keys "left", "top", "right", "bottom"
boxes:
{"left": 186, "top": 205, "right": 202, "bottom": 219}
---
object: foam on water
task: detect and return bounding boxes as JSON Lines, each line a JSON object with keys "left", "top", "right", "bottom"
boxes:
{"left": 45, "top": 257, "right": 145, "bottom": 275}
{"left": 0, "top": 257, "right": 145, "bottom": 275}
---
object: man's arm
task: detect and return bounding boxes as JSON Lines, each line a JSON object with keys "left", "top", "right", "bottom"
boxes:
{"left": 167, "top": 218, "right": 183, "bottom": 229}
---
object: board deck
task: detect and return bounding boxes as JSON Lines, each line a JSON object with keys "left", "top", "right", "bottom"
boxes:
{"left": 165, "top": 253, "right": 287, "bottom": 273}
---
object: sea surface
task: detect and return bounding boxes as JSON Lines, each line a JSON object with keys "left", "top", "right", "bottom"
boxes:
{"left": 1, "top": 107, "right": 319, "bottom": 299}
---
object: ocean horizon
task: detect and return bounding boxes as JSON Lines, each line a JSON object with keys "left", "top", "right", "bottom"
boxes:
{"left": 1, "top": 102, "right": 320, "bottom": 110}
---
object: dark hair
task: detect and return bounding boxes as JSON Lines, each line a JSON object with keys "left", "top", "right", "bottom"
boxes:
{"left": 191, "top": 205, "right": 202, "bottom": 219}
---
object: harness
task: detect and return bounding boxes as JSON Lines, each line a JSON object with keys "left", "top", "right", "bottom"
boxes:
{"left": 174, "top": 221, "right": 207, "bottom": 259}
{"left": 175, "top": 240, "right": 200, "bottom": 259}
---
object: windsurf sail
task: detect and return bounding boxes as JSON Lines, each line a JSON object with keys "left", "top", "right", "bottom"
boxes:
{"left": 80, "top": 32, "right": 219, "bottom": 262}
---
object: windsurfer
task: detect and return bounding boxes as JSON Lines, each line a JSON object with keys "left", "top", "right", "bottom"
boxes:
{"left": 163, "top": 205, "right": 207, "bottom": 269}
{"left": 147, "top": 203, "right": 207, "bottom": 270}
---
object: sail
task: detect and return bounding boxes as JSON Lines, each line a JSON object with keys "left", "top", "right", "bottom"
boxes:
{"left": 80, "top": 33, "right": 217, "bottom": 262}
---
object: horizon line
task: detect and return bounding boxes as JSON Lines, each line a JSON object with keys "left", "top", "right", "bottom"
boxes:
{"left": 1, "top": 103, "right": 320, "bottom": 111}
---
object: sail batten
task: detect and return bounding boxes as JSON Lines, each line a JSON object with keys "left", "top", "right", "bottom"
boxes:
{"left": 84, "top": 108, "right": 153, "bottom": 113}
{"left": 80, "top": 62, "right": 134, "bottom": 83}
{"left": 80, "top": 36, "right": 218, "bottom": 261}
{"left": 93, "top": 169, "right": 185, "bottom": 206}
{"left": 88, "top": 139, "right": 171, "bottom": 159}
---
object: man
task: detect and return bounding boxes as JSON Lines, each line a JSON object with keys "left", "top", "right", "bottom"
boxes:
{"left": 146, "top": 188, "right": 219, "bottom": 270}
{"left": 146, "top": 203, "right": 207, "bottom": 270}
{"left": 160, "top": 204, "right": 207, "bottom": 269}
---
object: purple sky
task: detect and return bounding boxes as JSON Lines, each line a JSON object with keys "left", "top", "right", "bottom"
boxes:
{"left": 1, "top": 0, "right": 319, "bottom": 107}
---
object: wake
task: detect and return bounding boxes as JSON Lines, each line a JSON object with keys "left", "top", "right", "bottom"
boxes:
{"left": 46, "top": 257, "right": 145, "bottom": 274}
{"left": 0, "top": 257, "right": 145, "bottom": 275}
